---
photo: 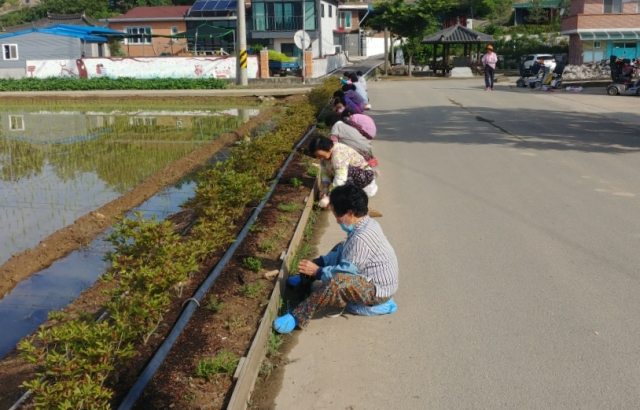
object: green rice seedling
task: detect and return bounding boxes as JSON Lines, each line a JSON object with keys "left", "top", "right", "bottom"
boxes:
{"left": 241, "top": 281, "right": 264, "bottom": 299}
{"left": 195, "top": 350, "right": 239, "bottom": 380}
{"left": 243, "top": 257, "right": 263, "bottom": 272}
{"left": 290, "top": 177, "right": 303, "bottom": 188}
{"left": 205, "top": 295, "right": 224, "bottom": 313}
{"left": 225, "top": 316, "right": 245, "bottom": 332}
{"left": 277, "top": 214, "right": 288, "bottom": 224}
{"left": 278, "top": 201, "right": 299, "bottom": 212}
{"left": 260, "top": 238, "right": 276, "bottom": 253}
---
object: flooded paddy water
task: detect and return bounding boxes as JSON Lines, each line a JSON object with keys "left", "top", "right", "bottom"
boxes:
{"left": 0, "top": 101, "right": 266, "bottom": 358}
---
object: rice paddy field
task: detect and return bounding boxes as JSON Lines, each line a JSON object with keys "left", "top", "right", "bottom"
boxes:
{"left": 0, "top": 101, "right": 260, "bottom": 266}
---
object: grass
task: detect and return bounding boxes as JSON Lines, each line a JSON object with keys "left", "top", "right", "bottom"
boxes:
{"left": 277, "top": 214, "right": 289, "bottom": 224}
{"left": 289, "top": 243, "right": 313, "bottom": 274}
{"left": 267, "top": 332, "right": 285, "bottom": 357}
{"left": 241, "top": 281, "right": 264, "bottom": 299}
{"left": 204, "top": 295, "right": 224, "bottom": 313}
{"left": 195, "top": 350, "right": 239, "bottom": 379}
{"left": 278, "top": 201, "right": 300, "bottom": 212}
{"left": 259, "top": 238, "right": 276, "bottom": 253}
{"left": 243, "top": 256, "right": 263, "bottom": 272}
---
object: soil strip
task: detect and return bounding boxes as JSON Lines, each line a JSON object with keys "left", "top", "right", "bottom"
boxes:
{"left": 0, "top": 107, "right": 278, "bottom": 299}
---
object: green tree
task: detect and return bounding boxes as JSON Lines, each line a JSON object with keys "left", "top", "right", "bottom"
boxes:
{"left": 526, "top": 0, "right": 549, "bottom": 24}
{"left": 370, "top": 0, "right": 454, "bottom": 76}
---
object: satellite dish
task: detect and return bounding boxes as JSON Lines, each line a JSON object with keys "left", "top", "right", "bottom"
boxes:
{"left": 294, "top": 30, "right": 311, "bottom": 50}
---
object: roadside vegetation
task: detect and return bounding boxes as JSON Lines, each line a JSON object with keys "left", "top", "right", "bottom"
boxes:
{"left": 0, "top": 77, "right": 228, "bottom": 92}
{"left": 16, "top": 77, "right": 339, "bottom": 409}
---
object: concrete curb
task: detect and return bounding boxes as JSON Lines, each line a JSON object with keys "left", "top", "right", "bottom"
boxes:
{"left": 226, "top": 183, "right": 318, "bottom": 410}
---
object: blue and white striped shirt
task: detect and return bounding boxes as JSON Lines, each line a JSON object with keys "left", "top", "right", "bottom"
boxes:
{"left": 342, "top": 216, "right": 399, "bottom": 297}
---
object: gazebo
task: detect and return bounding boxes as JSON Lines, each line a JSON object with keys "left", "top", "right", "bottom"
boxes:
{"left": 421, "top": 19, "right": 495, "bottom": 75}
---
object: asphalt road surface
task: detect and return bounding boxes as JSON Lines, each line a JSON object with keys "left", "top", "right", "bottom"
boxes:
{"left": 275, "top": 78, "right": 640, "bottom": 410}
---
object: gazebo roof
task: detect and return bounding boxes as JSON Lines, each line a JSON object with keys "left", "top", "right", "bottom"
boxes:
{"left": 421, "top": 22, "right": 494, "bottom": 44}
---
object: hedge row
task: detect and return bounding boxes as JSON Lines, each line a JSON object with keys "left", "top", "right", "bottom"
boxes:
{"left": 18, "top": 76, "right": 339, "bottom": 409}
{"left": 0, "top": 77, "right": 228, "bottom": 92}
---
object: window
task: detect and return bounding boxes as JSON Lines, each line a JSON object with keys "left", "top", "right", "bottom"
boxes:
{"left": 321, "top": 4, "right": 324, "bottom": 17}
{"left": 604, "top": 0, "right": 622, "bottom": 13}
{"left": 9, "top": 115, "right": 24, "bottom": 131}
{"left": 594, "top": 41, "right": 601, "bottom": 49}
{"left": 171, "top": 26, "right": 179, "bottom": 36}
{"left": 124, "top": 27, "right": 152, "bottom": 44}
{"left": 339, "top": 11, "right": 352, "bottom": 28}
{"left": 3, "top": 44, "right": 18, "bottom": 60}
{"left": 329, "top": 5, "right": 332, "bottom": 17}
{"left": 130, "top": 117, "right": 157, "bottom": 126}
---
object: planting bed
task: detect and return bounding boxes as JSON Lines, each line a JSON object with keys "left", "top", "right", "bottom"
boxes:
{"left": 0, "top": 77, "right": 338, "bottom": 409}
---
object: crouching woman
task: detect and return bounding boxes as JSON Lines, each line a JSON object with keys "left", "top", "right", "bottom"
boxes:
{"left": 273, "top": 185, "right": 399, "bottom": 334}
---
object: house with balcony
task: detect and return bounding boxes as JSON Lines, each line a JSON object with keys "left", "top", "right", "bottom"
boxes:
{"left": 251, "top": 0, "right": 339, "bottom": 57}
{"left": 106, "top": 6, "right": 191, "bottom": 56}
{"left": 334, "top": 2, "right": 370, "bottom": 56}
{"left": 561, "top": 0, "right": 640, "bottom": 65}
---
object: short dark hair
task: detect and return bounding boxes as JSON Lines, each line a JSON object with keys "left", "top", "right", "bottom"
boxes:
{"left": 356, "top": 71, "right": 363, "bottom": 76}
{"left": 340, "top": 109, "right": 353, "bottom": 120}
{"left": 333, "top": 90, "right": 345, "bottom": 99}
{"left": 343, "top": 71, "right": 351, "bottom": 77}
{"left": 341, "top": 84, "right": 356, "bottom": 92}
{"left": 330, "top": 185, "right": 369, "bottom": 217}
{"left": 349, "top": 73, "right": 358, "bottom": 83}
{"left": 309, "top": 135, "right": 334, "bottom": 154}
{"left": 324, "top": 113, "right": 340, "bottom": 128}
{"left": 333, "top": 97, "right": 346, "bottom": 106}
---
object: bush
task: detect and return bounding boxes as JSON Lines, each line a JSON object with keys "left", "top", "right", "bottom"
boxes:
{"left": 0, "top": 77, "right": 228, "bottom": 92}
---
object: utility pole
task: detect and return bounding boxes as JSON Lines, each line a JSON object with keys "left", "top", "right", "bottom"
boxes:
{"left": 237, "top": 0, "right": 248, "bottom": 85}
{"left": 301, "top": 2, "right": 306, "bottom": 84}
{"left": 384, "top": 27, "right": 389, "bottom": 73}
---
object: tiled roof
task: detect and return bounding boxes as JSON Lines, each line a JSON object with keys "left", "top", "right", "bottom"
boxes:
{"left": 114, "top": 6, "right": 191, "bottom": 19}
{"left": 1, "top": 13, "right": 107, "bottom": 33}
{"left": 421, "top": 23, "right": 494, "bottom": 44}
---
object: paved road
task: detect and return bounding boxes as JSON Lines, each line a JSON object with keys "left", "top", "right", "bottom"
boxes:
{"left": 275, "top": 78, "right": 640, "bottom": 409}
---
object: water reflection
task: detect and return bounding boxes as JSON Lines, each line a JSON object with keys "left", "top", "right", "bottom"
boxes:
{"left": 0, "top": 108, "right": 259, "bottom": 265}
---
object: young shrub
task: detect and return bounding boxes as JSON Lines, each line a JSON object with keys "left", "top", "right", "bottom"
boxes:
{"left": 243, "top": 256, "right": 263, "bottom": 272}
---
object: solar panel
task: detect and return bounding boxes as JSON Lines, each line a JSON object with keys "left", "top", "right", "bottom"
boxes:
{"left": 227, "top": 1, "right": 237, "bottom": 10}
{"left": 202, "top": 0, "right": 217, "bottom": 11}
{"left": 216, "top": 1, "right": 231, "bottom": 10}
{"left": 191, "top": 0, "right": 206, "bottom": 11}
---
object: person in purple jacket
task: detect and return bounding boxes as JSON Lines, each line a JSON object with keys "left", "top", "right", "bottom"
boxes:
{"left": 341, "top": 84, "right": 366, "bottom": 112}
{"left": 333, "top": 91, "right": 362, "bottom": 114}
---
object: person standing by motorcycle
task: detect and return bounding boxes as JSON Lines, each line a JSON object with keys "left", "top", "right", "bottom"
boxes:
{"left": 482, "top": 45, "right": 498, "bottom": 91}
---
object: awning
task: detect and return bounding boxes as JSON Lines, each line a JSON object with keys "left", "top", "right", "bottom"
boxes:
{"left": 512, "top": 0, "right": 561, "bottom": 8}
{"left": 577, "top": 30, "right": 640, "bottom": 40}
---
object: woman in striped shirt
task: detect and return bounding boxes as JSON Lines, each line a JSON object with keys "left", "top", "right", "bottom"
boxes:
{"left": 274, "top": 185, "right": 399, "bottom": 333}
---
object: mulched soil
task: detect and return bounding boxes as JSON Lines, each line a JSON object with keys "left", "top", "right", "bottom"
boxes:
{"left": 0, "top": 152, "right": 317, "bottom": 410}
{"left": 0, "top": 107, "right": 278, "bottom": 299}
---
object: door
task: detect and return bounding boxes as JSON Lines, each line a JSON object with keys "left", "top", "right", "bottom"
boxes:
{"left": 612, "top": 42, "right": 637, "bottom": 60}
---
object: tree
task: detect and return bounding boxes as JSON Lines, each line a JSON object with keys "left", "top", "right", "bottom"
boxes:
{"left": 526, "top": 0, "right": 549, "bottom": 24}
{"left": 370, "top": 0, "right": 454, "bottom": 76}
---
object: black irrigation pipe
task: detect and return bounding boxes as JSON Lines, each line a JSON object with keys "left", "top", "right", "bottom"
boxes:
{"left": 117, "top": 122, "right": 318, "bottom": 410}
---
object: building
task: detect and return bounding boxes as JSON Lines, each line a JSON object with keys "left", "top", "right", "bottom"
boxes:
{"left": 0, "top": 25, "right": 122, "bottom": 79}
{"left": 334, "top": 2, "right": 370, "bottom": 56}
{"left": 561, "top": 0, "right": 640, "bottom": 65}
{"left": 250, "top": 0, "right": 339, "bottom": 57}
{"left": 106, "top": 6, "right": 191, "bottom": 56}
{"left": 512, "top": 0, "right": 561, "bottom": 25}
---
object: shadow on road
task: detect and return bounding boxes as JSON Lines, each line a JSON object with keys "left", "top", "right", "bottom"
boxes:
{"left": 372, "top": 103, "right": 640, "bottom": 154}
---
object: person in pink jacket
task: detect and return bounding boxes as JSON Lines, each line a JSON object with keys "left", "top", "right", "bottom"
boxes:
{"left": 340, "top": 109, "right": 376, "bottom": 140}
{"left": 482, "top": 44, "right": 498, "bottom": 91}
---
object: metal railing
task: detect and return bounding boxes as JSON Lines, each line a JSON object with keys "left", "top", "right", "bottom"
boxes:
{"left": 253, "top": 16, "right": 309, "bottom": 31}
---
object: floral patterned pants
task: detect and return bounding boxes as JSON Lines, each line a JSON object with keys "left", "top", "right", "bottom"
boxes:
{"left": 291, "top": 273, "right": 390, "bottom": 328}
